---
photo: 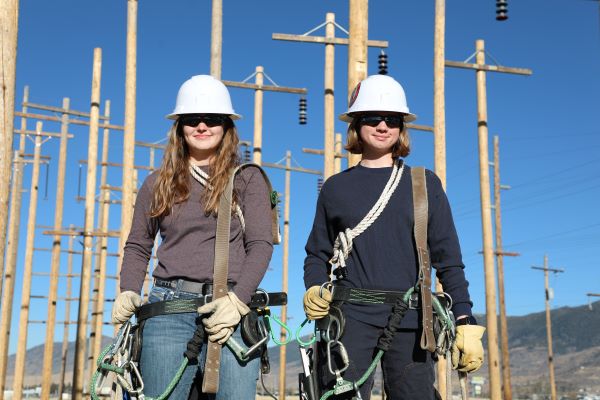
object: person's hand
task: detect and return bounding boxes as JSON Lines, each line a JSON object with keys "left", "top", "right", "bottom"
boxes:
{"left": 451, "top": 325, "right": 486, "bottom": 372}
{"left": 197, "top": 292, "right": 250, "bottom": 332}
{"left": 206, "top": 326, "right": 235, "bottom": 344}
{"left": 111, "top": 291, "right": 142, "bottom": 324}
{"left": 303, "top": 286, "right": 332, "bottom": 320}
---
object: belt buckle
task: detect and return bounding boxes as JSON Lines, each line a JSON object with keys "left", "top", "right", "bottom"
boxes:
{"left": 409, "top": 292, "right": 420, "bottom": 309}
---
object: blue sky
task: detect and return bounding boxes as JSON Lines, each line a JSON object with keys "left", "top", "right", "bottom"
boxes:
{"left": 5, "top": 0, "right": 600, "bottom": 354}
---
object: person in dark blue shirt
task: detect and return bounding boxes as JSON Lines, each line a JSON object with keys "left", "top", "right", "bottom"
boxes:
{"left": 302, "top": 75, "right": 485, "bottom": 399}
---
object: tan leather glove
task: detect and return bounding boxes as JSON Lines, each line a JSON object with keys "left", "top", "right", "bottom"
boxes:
{"left": 111, "top": 291, "right": 142, "bottom": 324}
{"left": 451, "top": 325, "right": 486, "bottom": 372}
{"left": 303, "top": 286, "right": 332, "bottom": 320}
{"left": 206, "top": 326, "right": 235, "bottom": 344}
{"left": 197, "top": 292, "right": 250, "bottom": 332}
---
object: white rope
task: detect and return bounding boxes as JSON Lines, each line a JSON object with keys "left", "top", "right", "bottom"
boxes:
{"left": 329, "top": 160, "right": 405, "bottom": 269}
{"left": 189, "top": 164, "right": 245, "bottom": 232}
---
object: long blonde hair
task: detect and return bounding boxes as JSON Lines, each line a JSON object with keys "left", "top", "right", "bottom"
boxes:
{"left": 150, "top": 119, "right": 241, "bottom": 217}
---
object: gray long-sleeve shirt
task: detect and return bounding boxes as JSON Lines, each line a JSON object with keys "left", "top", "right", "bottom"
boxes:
{"left": 120, "top": 165, "right": 274, "bottom": 303}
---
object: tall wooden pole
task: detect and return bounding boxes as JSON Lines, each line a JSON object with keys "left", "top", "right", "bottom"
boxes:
{"left": 210, "top": 0, "right": 223, "bottom": 79}
{"left": 0, "top": 0, "right": 19, "bottom": 306}
{"left": 278, "top": 152, "right": 291, "bottom": 399}
{"left": 253, "top": 66, "right": 264, "bottom": 165}
{"left": 493, "top": 135, "right": 512, "bottom": 400}
{"left": 347, "top": 0, "right": 368, "bottom": 167}
{"left": 72, "top": 47, "right": 102, "bottom": 400}
{"left": 334, "top": 133, "right": 342, "bottom": 174}
{"left": 88, "top": 100, "right": 112, "bottom": 381}
{"left": 433, "top": 0, "right": 448, "bottom": 397}
{"left": 474, "top": 39, "right": 502, "bottom": 400}
{"left": 58, "top": 228, "right": 76, "bottom": 399}
{"left": 119, "top": 0, "right": 138, "bottom": 283}
{"left": 12, "top": 122, "right": 44, "bottom": 400}
{"left": 40, "top": 98, "right": 71, "bottom": 399}
{"left": 0, "top": 86, "right": 28, "bottom": 398}
{"left": 323, "top": 13, "right": 335, "bottom": 180}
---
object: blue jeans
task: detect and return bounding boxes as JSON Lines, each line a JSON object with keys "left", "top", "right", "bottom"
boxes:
{"left": 139, "top": 286, "right": 260, "bottom": 399}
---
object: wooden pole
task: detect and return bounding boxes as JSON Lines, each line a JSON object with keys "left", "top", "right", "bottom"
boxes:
{"left": 347, "top": 0, "right": 368, "bottom": 167}
{"left": 0, "top": 0, "right": 19, "bottom": 310}
{"left": 493, "top": 136, "right": 513, "bottom": 400}
{"left": 210, "top": 0, "right": 223, "bottom": 79}
{"left": 40, "top": 98, "right": 71, "bottom": 399}
{"left": 433, "top": 1, "right": 448, "bottom": 397}
{"left": 323, "top": 13, "right": 335, "bottom": 180}
{"left": 58, "top": 227, "right": 76, "bottom": 398}
{"left": 88, "top": 100, "right": 112, "bottom": 382}
{"left": 118, "top": 0, "right": 138, "bottom": 288}
{"left": 531, "top": 257, "right": 562, "bottom": 400}
{"left": 0, "top": 85, "right": 28, "bottom": 398}
{"left": 253, "top": 66, "right": 264, "bottom": 165}
{"left": 72, "top": 47, "right": 102, "bottom": 400}
{"left": 12, "top": 122, "right": 44, "bottom": 400}
{"left": 278, "top": 152, "right": 291, "bottom": 399}
{"left": 334, "top": 133, "right": 342, "bottom": 174}
{"left": 474, "top": 39, "right": 502, "bottom": 400}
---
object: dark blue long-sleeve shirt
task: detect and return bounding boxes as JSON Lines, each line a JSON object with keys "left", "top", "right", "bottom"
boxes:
{"left": 303, "top": 161, "right": 473, "bottom": 328}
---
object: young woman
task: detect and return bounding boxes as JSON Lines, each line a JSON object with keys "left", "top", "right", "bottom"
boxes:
{"left": 111, "top": 75, "right": 274, "bottom": 399}
{"left": 302, "top": 74, "right": 485, "bottom": 399}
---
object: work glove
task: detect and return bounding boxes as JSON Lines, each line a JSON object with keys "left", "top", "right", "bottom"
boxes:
{"left": 451, "top": 325, "right": 486, "bottom": 372}
{"left": 111, "top": 291, "right": 142, "bottom": 324}
{"left": 303, "top": 285, "right": 332, "bottom": 320}
{"left": 206, "top": 326, "right": 235, "bottom": 344}
{"left": 198, "top": 292, "right": 250, "bottom": 333}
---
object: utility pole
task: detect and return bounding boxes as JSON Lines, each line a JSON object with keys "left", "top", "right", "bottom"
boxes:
{"left": 57, "top": 227, "right": 76, "bottom": 399}
{"left": 11, "top": 122, "right": 45, "bottom": 400}
{"left": 262, "top": 157, "right": 321, "bottom": 399}
{"left": 210, "top": 0, "right": 222, "bottom": 79}
{"left": 223, "top": 68, "right": 307, "bottom": 165}
{"left": 72, "top": 48, "right": 102, "bottom": 400}
{"left": 0, "top": 0, "right": 20, "bottom": 313}
{"left": 347, "top": 0, "right": 369, "bottom": 167}
{"left": 587, "top": 293, "right": 600, "bottom": 310}
{"left": 531, "top": 257, "right": 564, "bottom": 400}
{"left": 446, "top": 39, "right": 532, "bottom": 400}
{"left": 491, "top": 135, "right": 519, "bottom": 400}
{"left": 273, "top": 12, "right": 387, "bottom": 178}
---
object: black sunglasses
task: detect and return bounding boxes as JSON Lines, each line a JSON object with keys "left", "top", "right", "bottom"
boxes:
{"left": 358, "top": 115, "right": 404, "bottom": 129}
{"left": 179, "top": 114, "right": 228, "bottom": 128}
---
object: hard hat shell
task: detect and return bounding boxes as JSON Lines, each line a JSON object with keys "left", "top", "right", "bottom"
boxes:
{"left": 339, "top": 74, "right": 417, "bottom": 123}
{"left": 166, "top": 75, "right": 242, "bottom": 120}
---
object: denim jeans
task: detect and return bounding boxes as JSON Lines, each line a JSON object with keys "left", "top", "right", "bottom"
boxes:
{"left": 139, "top": 285, "right": 260, "bottom": 399}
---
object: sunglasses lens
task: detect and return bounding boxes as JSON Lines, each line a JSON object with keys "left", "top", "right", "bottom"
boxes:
{"left": 360, "top": 115, "right": 403, "bottom": 129}
{"left": 180, "top": 115, "right": 226, "bottom": 127}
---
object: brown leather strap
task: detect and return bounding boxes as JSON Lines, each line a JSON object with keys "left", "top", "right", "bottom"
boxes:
{"left": 202, "top": 170, "right": 235, "bottom": 393}
{"left": 411, "top": 167, "right": 436, "bottom": 353}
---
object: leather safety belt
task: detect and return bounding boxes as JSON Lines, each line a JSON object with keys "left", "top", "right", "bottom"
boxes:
{"left": 411, "top": 167, "right": 436, "bottom": 353}
{"left": 202, "top": 164, "right": 279, "bottom": 392}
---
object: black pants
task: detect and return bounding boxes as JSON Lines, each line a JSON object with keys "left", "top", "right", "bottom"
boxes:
{"left": 317, "top": 315, "right": 436, "bottom": 400}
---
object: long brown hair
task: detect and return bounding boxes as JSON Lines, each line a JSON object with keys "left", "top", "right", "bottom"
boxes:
{"left": 344, "top": 117, "right": 411, "bottom": 158}
{"left": 150, "top": 119, "right": 240, "bottom": 217}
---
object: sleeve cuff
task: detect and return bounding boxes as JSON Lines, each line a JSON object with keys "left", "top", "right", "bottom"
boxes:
{"left": 452, "top": 303, "right": 473, "bottom": 319}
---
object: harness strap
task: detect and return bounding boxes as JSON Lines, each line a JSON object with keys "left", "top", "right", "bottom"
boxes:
{"left": 202, "top": 169, "right": 235, "bottom": 393}
{"left": 411, "top": 167, "right": 436, "bottom": 353}
{"left": 330, "top": 286, "right": 420, "bottom": 309}
{"left": 136, "top": 292, "right": 288, "bottom": 322}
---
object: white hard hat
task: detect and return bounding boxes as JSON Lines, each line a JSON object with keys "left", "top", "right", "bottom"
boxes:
{"left": 166, "top": 75, "right": 242, "bottom": 120}
{"left": 339, "top": 74, "right": 417, "bottom": 123}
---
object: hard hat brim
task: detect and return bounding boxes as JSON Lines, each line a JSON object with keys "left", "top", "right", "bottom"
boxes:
{"left": 165, "top": 112, "right": 242, "bottom": 121}
{"left": 338, "top": 111, "right": 417, "bottom": 123}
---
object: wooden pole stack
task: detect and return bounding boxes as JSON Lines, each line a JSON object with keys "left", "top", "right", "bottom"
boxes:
{"left": 39, "top": 97, "right": 72, "bottom": 399}
{"left": 531, "top": 258, "right": 563, "bottom": 400}
{"left": 445, "top": 39, "right": 531, "bottom": 400}
{"left": 72, "top": 47, "right": 102, "bottom": 400}
{"left": 11, "top": 122, "right": 44, "bottom": 400}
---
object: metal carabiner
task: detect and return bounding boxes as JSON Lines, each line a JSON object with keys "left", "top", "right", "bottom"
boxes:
{"left": 295, "top": 318, "right": 316, "bottom": 346}
{"left": 126, "top": 360, "right": 145, "bottom": 395}
{"left": 327, "top": 339, "right": 350, "bottom": 376}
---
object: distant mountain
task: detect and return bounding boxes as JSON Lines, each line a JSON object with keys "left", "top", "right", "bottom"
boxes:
{"left": 7, "top": 301, "right": 600, "bottom": 397}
